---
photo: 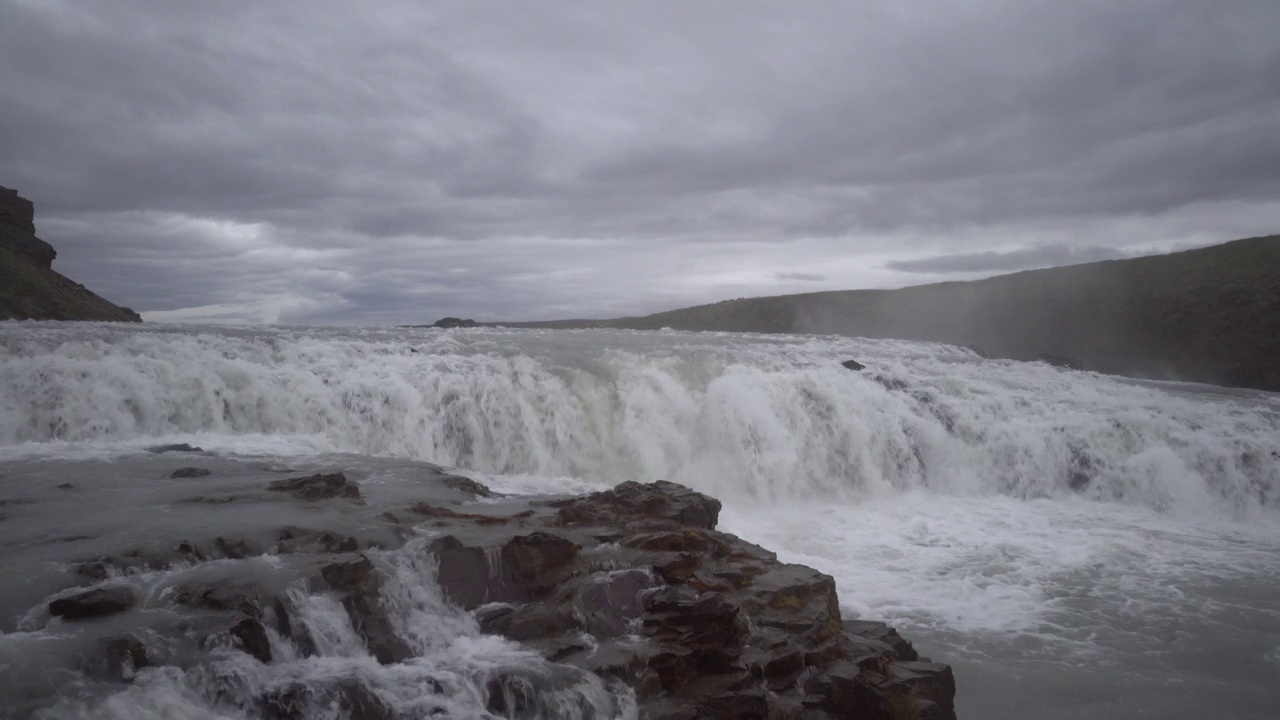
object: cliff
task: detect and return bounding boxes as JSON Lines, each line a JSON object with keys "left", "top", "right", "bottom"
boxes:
{"left": 505, "top": 236, "right": 1280, "bottom": 392}
{"left": 0, "top": 186, "right": 141, "bottom": 322}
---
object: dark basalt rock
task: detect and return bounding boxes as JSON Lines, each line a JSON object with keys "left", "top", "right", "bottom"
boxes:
{"left": 230, "top": 617, "right": 273, "bottom": 663}
{"left": 267, "top": 472, "right": 364, "bottom": 503}
{"left": 548, "top": 479, "right": 721, "bottom": 530}
{"left": 421, "top": 481, "right": 956, "bottom": 719}
{"left": 841, "top": 359, "right": 866, "bottom": 371}
{"left": 49, "top": 586, "right": 135, "bottom": 620}
{"left": 320, "top": 554, "right": 413, "bottom": 664}
{"left": 438, "top": 473, "right": 497, "bottom": 498}
{"left": 99, "top": 636, "right": 149, "bottom": 681}
{"left": 170, "top": 466, "right": 212, "bottom": 478}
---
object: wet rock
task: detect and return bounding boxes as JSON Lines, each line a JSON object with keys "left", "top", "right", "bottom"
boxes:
{"left": 422, "top": 481, "right": 954, "bottom": 719}
{"left": 56, "top": 482, "right": 75, "bottom": 490}
{"left": 409, "top": 502, "right": 507, "bottom": 525}
{"left": 841, "top": 359, "right": 866, "bottom": 371}
{"left": 275, "top": 526, "right": 359, "bottom": 554}
{"left": 175, "top": 582, "right": 265, "bottom": 618}
{"left": 267, "top": 472, "right": 363, "bottom": 503}
{"left": 148, "top": 443, "right": 204, "bottom": 453}
{"left": 230, "top": 617, "right": 273, "bottom": 663}
{"left": 873, "top": 374, "right": 909, "bottom": 391}
{"left": 170, "top": 467, "right": 212, "bottom": 478}
{"left": 99, "top": 636, "right": 149, "bottom": 681}
{"left": 215, "top": 536, "right": 252, "bottom": 559}
{"left": 549, "top": 480, "right": 721, "bottom": 530}
{"left": 438, "top": 473, "right": 497, "bottom": 498}
{"left": 320, "top": 554, "right": 413, "bottom": 664}
{"left": 49, "top": 586, "right": 135, "bottom": 620}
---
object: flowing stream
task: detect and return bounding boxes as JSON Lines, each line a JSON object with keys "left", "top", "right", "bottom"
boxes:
{"left": 2, "top": 323, "right": 1278, "bottom": 718}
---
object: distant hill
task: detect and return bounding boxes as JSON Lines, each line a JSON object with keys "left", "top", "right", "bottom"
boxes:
{"left": 0, "top": 186, "right": 141, "bottom": 322}
{"left": 500, "top": 236, "right": 1280, "bottom": 392}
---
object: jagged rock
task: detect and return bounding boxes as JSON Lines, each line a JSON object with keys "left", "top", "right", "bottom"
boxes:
{"left": 215, "top": 536, "right": 252, "bottom": 559}
{"left": 275, "top": 526, "right": 359, "bottom": 554}
{"left": 170, "top": 467, "right": 212, "bottom": 478}
{"left": 49, "top": 586, "right": 135, "bottom": 620}
{"left": 420, "top": 482, "right": 954, "bottom": 719}
{"left": 175, "top": 582, "right": 266, "bottom": 618}
{"left": 267, "top": 472, "right": 363, "bottom": 503}
{"left": 230, "top": 617, "right": 273, "bottom": 663}
{"left": 841, "top": 359, "right": 865, "bottom": 371}
{"left": 320, "top": 554, "right": 413, "bottom": 664}
{"left": 549, "top": 479, "right": 721, "bottom": 530}
{"left": 438, "top": 473, "right": 496, "bottom": 498}
{"left": 99, "top": 636, "right": 149, "bottom": 681}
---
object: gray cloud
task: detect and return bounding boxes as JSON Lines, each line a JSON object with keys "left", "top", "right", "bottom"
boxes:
{"left": 2, "top": 0, "right": 1278, "bottom": 323}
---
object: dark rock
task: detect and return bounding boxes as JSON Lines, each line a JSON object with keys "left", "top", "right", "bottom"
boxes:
{"left": 100, "top": 636, "right": 149, "bottom": 681}
{"left": 170, "top": 467, "right": 212, "bottom": 478}
{"left": 230, "top": 617, "right": 273, "bottom": 663}
{"left": 843, "top": 620, "right": 919, "bottom": 662}
{"left": 276, "top": 526, "right": 359, "bottom": 554}
{"left": 438, "top": 473, "right": 497, "bottom": 498}
{"left": 408, "top": 502, "right": 507, "bottom": 525}
{"left": 320, "top": 554, "right": 413, "bottom": 664}
{"left": 148, "top": 443, "right": 204, "bottom": 454}
{"left": 56, "top": 482, "right": 75, "bottom": 490}
{"left": 215, "top": 536, "right": 252, "bottom": 559}
{"left": 550, "top": 479, "right": 721, "bottom": 530}
{"left": 430, "top": 532, "right": 579, "bottom": 610}
{"left": 49, "top": 586, "right": 136, "bottom": 620}
{"left": 841, "top": 359, "right": 866, "bottom": 371}
{"left": 873, "top": 374, "right": 909, "bottom": 391}
{"left": 175, "top": 582, "right": 265, "bottom": 618}
{"left": 432, "top": 316, "right": 479, "bottom": 328}
{"left": 267, "top": 472, "right": 363, "bottom": 503}
{"left": 0, "top": 186, "right": 37, "bottom": 236}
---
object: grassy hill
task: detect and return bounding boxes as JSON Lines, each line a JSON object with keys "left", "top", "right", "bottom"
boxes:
{"left": 508, "top": 235, "right": 1280, "bottom": 391}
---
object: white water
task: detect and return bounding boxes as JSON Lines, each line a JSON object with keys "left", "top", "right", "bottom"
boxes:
{"left": 2, "top": 322, "right": 1279, "bottom": 718}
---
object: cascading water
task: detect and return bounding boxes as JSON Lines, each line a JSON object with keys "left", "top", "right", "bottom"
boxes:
{"left": 2, "top": 322, "right": 1278, "bottom": 719}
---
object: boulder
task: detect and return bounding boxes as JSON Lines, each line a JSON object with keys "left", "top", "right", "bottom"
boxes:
{"left": 267, "top": 472, "right": 363, "bottom": 503}
{"left": 841, "top": 359, "right": 866, "bottom": 371}
{"left": 170, "top": 467, "right": 212, "bottom": 478}
{"left": 49, "top": 586, "right": 136, "bottom": 620}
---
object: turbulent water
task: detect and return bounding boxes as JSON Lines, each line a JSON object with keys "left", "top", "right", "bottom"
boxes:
{"left": 1, "top": 322, "right": 1278, "bottom": 719}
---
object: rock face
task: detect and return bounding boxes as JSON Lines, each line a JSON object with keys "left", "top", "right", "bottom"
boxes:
{"left": 423, "top": 480, "right": 957, "bottom": 719}
{"left": 0, "top": 185, "right": 141, "bottom": 322}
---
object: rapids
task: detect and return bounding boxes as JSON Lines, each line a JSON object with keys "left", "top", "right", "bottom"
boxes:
{"left": 1, "top": 322, "right": 1278, "bottom": 718}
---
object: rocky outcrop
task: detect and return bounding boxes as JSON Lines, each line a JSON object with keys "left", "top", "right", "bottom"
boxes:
{"left": 0, "top": 185, "right": 141, "bottom": 322}
{"left": 49, "top": 471, "right": 954, "bottom": 719}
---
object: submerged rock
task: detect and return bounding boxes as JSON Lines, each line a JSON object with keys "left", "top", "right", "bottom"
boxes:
{"left": 841, "top": 359, "right": 866, "bottom": 371}
{"left": 267, "top": 472, "right": 363, "bottom": 503}
{"left": 148, "top": 443, "right": 204, "bottom": 454}
{"left": 170, "top": 466, "right": 212, "bottom": 478}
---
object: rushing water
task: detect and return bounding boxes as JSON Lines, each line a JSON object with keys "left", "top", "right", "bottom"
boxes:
{"left": 1, "top": 322, "right": 1278, "bottom": 718}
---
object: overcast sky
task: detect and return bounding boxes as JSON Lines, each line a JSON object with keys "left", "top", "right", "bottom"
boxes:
{"left": 2, "top": 1, "right": 1278, "bottom": 324}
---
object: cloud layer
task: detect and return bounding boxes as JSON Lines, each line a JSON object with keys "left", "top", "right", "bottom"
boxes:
{"left": 2, "top": 1, "right": 1278, "bottom": 323}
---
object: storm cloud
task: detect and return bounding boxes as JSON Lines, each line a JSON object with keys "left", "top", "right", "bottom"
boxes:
{"left": 2, "top": 0, "right": 1277, "bottom": 323}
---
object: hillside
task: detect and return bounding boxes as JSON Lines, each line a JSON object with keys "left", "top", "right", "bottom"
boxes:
{"left": 0, "top": 186, "right": 141, "bottom": 322}
{"left": 507, "top": 236, "right": 1280, "bottom": 392}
